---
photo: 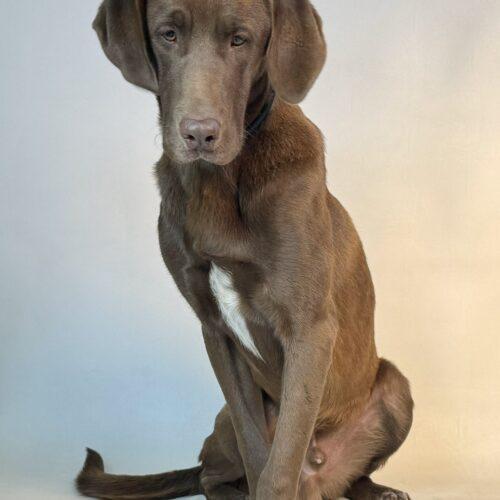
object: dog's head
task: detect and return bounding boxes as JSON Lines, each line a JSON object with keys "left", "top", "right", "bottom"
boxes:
{"left": 93, "top": 0, "right": 326, "bottom": 165}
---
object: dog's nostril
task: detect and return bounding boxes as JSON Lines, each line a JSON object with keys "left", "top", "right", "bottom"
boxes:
{"left": 180, "top": 118, "right": 221, "bottom": 152}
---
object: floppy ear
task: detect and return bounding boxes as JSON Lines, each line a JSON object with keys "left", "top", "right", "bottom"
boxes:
{"left": 267, "top": 0, "right": 326, "bottom": 104}
{"left": 93, "top": 0, "right": 159, "bottom": 93}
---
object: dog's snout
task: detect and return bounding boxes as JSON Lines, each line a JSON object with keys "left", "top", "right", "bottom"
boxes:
{"left": 180, "top": 118, "right": 221, "bottom": 152}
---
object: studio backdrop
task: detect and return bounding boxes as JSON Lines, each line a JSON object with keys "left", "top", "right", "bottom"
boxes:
{"left": 1, "top": 1, "right": 499, "bottom": 498}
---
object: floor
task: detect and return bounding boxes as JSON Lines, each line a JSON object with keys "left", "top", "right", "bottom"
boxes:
{"left": 1, "top": 481, "right": 497, "bottom": 499}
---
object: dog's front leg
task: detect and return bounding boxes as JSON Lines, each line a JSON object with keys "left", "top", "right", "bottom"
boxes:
{"left": 256, "top": 321, "right": 334, "bottom": 500}
{"left": 202, "top": 326, "right": 270, "bottom": 498}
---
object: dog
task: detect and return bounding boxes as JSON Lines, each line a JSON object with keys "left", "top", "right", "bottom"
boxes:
{"left": 76, "top": 1, "right": 414, "bottom": 499}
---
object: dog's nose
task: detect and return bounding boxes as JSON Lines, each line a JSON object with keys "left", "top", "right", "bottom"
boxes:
{"left": 180, "top": 118, "right": 221, "bottom": 152}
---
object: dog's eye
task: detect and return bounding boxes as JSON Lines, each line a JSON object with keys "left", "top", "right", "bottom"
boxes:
{"left": 231, "top": 35, "right": 247, "bottom": 47}
{"left": 162, "top": 30, "right": 177, "bottom": 43}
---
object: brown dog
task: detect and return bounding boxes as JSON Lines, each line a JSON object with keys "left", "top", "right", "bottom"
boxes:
{"left": 76, "top": 1, "right": 414, "bottom": 499}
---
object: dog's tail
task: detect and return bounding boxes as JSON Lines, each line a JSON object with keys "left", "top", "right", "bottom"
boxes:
{"left": 76, "top": 448, "right": 203, "bottom": 499}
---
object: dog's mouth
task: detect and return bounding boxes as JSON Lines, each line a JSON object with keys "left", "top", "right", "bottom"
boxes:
{"left": 166, "top": 149, "right": 241, "bottom": 167}
{"left": 177, "top": 149, "right": 227, "bottom": 165}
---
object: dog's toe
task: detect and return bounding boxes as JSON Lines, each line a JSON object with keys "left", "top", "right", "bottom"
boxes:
{"left": 380, "top": 490, "right": 411, "bottom": 500}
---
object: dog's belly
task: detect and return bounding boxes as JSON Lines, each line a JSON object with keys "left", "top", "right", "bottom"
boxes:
{"left": 209, "top": 263, "right": 263, "bottom": 360}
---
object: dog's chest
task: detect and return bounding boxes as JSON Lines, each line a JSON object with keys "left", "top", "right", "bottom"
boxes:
{"left": 209, "top": 264, "right": 263, "bottom": 360}
{"left": 184, "top": 177, "right": 243, "bottom": 258}
{"left": 175, "top": 167, "right": 264, "bottom": 359}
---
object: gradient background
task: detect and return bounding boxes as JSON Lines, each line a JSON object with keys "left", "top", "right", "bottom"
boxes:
{"left": 1, "top": 1, "right": 499, "bottom": 498}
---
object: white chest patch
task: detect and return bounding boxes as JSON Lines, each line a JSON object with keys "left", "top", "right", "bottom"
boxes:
{"left": 209, "top": 264, "right": 263, "bottom": 360}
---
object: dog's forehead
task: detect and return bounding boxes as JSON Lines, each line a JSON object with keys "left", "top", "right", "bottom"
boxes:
{"left": 148, "top": 0, "right": 269, "bottom": 27}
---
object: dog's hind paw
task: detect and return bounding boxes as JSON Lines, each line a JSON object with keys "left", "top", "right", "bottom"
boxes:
{"left": 380, "top": 489, "right": 411, "bottom": 500}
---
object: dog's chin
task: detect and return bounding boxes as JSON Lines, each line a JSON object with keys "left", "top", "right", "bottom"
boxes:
{"left": 200, "top": 149, "right": 240, "bottom": 166}
{"left": 167, "top": 143, "right": 242, "bottom": 167}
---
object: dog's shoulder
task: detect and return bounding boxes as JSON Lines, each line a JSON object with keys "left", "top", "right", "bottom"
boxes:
{"left": 264, "top": 99, "right": 324, "bottom": 167}
{"left": 239, "top": 99, "right": 325, "bottom": 192}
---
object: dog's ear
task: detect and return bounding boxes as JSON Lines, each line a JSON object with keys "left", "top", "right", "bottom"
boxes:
{"left": 267, "top": 0, "right": 326, "bottom": 104}
{"left": 93, "top": 0, "right": 158, "bottom": 93}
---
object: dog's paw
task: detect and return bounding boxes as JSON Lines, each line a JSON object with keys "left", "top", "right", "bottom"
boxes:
{"left": 380, "top": 489, "right": 411, "bottom": 500}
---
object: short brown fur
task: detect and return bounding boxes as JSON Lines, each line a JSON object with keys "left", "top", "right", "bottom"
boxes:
{"left": 77, "top": 1, "right": 413, "bottom": 499}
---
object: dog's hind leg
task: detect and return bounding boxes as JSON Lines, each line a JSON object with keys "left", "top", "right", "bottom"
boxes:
{"left": 341, "top": 360, "right": 414, "bottom": 500}
{"left": 297, "top": 359, "right": 413, "bottom": 500}
{"left": 206, "top": 360, "right": 413, "bottom": 500}
{"left": 199, "top": 405, "right": 250, "bottom": 499}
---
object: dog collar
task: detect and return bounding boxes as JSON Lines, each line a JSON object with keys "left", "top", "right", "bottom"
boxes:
{"left": 246, "top": 90, "right": 276, "bottom": 137}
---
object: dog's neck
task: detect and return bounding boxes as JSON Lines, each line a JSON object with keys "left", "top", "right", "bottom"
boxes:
{"left": 244, "top": 75, "right": 275, "bottom": 137}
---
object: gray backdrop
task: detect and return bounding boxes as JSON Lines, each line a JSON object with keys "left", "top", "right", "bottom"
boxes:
{"left": 1, "top": 1, "right": 500, "bottom": 499}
